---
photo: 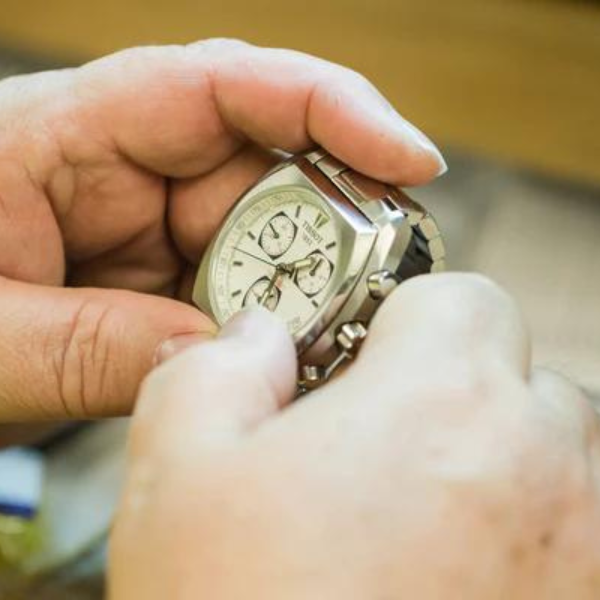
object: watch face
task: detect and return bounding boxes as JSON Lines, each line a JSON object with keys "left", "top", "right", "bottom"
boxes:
{"left": 209, "top": 186, "right": 341, "bottom": 338}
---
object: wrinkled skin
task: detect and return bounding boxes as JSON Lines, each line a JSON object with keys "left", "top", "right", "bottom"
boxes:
{"left": 111, "top": 275, "right": 600, "bottom": 600}
{"left": 2, "top": 38, "right": 596, "bottom": 599}
{"left": 0, "top": 39, "right": 444, "bottom": 423}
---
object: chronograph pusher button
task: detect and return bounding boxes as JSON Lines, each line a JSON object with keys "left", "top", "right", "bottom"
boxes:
{"left": 367, "top": 270, "right": 399, "bottom": 301}
{"left": 299, "top": 322, "right": 368, "bottom": 392}
{"left": 299, "top": 365, "right": 327, "bottom": 388}
{"left": 335, "top": 322, "right": 368, "bottom": 354}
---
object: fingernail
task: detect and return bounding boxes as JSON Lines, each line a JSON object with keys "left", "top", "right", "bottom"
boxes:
{"left": 155, "top": 331, "right": 215, "bottom": 365}
{"left": 401, "top": 119, "right": 448, "bottom": 176}
{"left": 357, "top": 85, "right": 448, "bottom": 178}
{"left": 379, "top": 97, "right": 447, "bottom": 176}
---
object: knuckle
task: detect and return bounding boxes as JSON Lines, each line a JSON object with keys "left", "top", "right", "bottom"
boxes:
{"left": 409, "top": 357, "right": 514, "bottom": 423}
{"left": 414, "top": 272, "right": 512, "bottom": 311}
{"left": 386, "top": 272, "right": 520, "bottom": 331}
{"left": 451, "top": 272, "right": 514, "bottom": 311}
{"left": 437, "top": 359, "right": 497, "bottom": 404}
{"left": 186, "top": 37, "right": 248, "bottom": 54}
{"left": 430, "top": 370, "right": 599, "bottom": 557}
{"left": 343, "top": 68, "right": 376, "bottom": 91}
{"left": 85, "top": 39, "right": 250, "bottom": 74}
{"left": 532, "top": 367, "right": 600, "bottom": 448}
{"left": 55, "top": 299, "right": 117, "bottom": 417}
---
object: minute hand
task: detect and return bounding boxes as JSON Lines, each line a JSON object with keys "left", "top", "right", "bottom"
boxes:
{"left": 234, "top": 247, "right": 276, "bottom": 269}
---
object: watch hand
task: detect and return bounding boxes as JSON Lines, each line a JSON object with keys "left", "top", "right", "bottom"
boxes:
{"left": 268, "top": 221, "right": 280, "bottom": 239}
{"left": 259, "top": 255, "right": 308, "bottom": 306}
{"left": 280, "top": 256, "right": 316, "bottom": 274}
{"left": 259, "top": 269, "right": 283, "bottom": 307}
{"left": 309, "top": 257, "right": 323, "bottom": 276}
{"left": 234, "top": 247, "right": 276, "bottom": 269}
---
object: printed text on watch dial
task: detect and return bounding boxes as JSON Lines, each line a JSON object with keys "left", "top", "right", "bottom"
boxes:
{"left": 211, "top": 189, "right": 340, "bottom": 335}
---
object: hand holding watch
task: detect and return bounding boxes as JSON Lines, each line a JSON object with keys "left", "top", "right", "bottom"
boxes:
{"left": 193, "top": 148, "right": 445, "bottom": 390}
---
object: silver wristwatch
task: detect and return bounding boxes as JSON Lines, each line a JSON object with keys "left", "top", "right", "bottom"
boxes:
{"left": 193, "top": 148, "right": 445, "bottom": 391}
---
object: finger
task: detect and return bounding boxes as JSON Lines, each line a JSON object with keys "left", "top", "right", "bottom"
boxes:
{"left": 354, "top": 273, "right": 531, "bottom": 390}
{"left": 66, "top": 39, "right": 445, "bottom": 185}
{"left": 0, "top": 277, "right": 216, "bottom": 421}
{"left": 129, "top": 308, "right": 296, "bottom": 462}
{"left": 527, "top": 369, "right": 600, "bottom": 504}
{"left": 169, "top": 144, "right": 281, "bottom": 262}
{"left": 530, "top": 368, "right": 600, "bottom": 451}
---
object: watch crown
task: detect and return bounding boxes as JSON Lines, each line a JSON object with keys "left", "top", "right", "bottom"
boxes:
{"left": 299, "top": 364, "right": 327, "bottom": 391}
{"left": 367, "top": 270, "right": 399, "bottom": 300}
{"left": 336, "top": 322, "right": 368, "bottom": 354}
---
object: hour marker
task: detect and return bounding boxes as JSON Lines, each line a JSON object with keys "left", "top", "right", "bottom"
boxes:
{"left": 311, "top": 299, "right": 319, "bottom": 308}
{"left": 295, "top": 205, "right": 302, "bottom": 219}
{"left": 325, "top": 241, "right": 336, "bottom": 250}
{"left": 232, "top": 290, "right": 242, "bottom": 298}
{"left": 247, "top": 231, "right": 256, "bottom": 240}
{"left": 314, "top": 212, "right": 329, "bottom": 229}
{"left": 233, "top": 260, "right": 243, "bottom": 267}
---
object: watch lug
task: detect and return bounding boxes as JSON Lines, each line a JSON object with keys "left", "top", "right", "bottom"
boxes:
{"left": 335, "top": 322, "right": 368, "bottom": 353}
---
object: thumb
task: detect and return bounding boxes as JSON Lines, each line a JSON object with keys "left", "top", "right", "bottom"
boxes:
{"left": 129, "top": 308, "right": 297, "bottom": 462}
{"left": 0, "top": 277, "right": 216, "bottom": 420}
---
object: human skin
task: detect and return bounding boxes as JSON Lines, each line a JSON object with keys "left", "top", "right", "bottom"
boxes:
{"left": 4, "top": 38, "right": 598, "bottom": 598}
{"left": 110, "top": 276, "right": 600, "bottom": 599}
{"left": 0, "top": 38, "right": 444, "bottom": 426}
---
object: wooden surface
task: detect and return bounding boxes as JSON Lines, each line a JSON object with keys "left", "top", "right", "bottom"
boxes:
{"left": 0, "top": 0, "right": 599, "bottom": 186}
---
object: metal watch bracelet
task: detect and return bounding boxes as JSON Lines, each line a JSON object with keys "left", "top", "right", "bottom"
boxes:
{"left": 296, "top": 149, "right": 445, "bottom": 391}
{"left": 304, "top": 149, "right": 445, "bottom": 277}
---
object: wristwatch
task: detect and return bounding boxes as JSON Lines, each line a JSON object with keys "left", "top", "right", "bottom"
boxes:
{"left": 193, "top": 148, "right": 445, "bottom": 391}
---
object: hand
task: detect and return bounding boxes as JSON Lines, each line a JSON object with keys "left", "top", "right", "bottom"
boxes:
{"left": 0, "top": 38, "right": 445, "bottom": 423}
{"left": 110, "top": 274, "right": 600, "bottom": 599}
{"left": 259, "top": 267, "right": 283, "bottom": 307}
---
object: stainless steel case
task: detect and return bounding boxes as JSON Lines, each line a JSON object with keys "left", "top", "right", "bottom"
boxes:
{"left": 193, "top": 151, "right": 444, "bottom": 389}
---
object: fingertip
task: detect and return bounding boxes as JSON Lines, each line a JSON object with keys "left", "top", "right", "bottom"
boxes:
{"left": 309, "top": 77, "right": 447, "bottom": 186}
{"left": 133, "top": 306, "right": 297, "bottom": 458}
{"left": 155, "top": 331, "right": 217, "bottom": 365}
{"left": 219, "top": 305, "right": 288, "bottom": 340}
{"left": 219, "top": 307, "right": 298, "bottom": 403}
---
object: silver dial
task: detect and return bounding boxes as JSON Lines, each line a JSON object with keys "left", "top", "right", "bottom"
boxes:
{"left": 210, "top": 187, "right": 340, "bottom": 337}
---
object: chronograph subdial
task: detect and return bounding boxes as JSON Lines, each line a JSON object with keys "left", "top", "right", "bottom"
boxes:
{"left": 259, "top": 212, "right": 297, "bottom": 258}
{"left": 296, "top": 251, "right": 333, "bottom": 297}
{"left": 243, "top": 276, "right": 282, "bottom": 312}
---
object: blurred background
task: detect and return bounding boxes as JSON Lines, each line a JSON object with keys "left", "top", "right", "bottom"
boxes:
{"left": 0, "top": 0, "right": 598, "bottom": 597}
{"left": 1, "top": 0, "right": 599, "bottom": 185}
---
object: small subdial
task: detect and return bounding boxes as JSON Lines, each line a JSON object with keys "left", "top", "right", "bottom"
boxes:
{"left": 243, "top": 276, "right": 281, "bottom": 312}
{"left": 259, "top": 213, "right": 297, "bottom": 258}
{"left": 296, "top": 252, "right": 333, "bottom": 297}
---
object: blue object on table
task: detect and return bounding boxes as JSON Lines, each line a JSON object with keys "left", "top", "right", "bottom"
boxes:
{"left": 0, "top": 448, "right": 44, "bottom": 520}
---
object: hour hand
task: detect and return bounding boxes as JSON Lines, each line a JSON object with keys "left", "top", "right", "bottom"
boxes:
{"left": 280, "top": 256, "right": 316, "bottom": 274}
